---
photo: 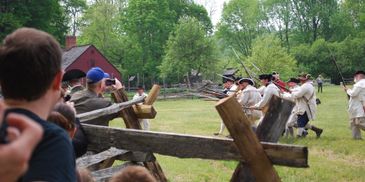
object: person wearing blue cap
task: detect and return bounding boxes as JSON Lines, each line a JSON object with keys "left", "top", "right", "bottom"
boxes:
{"left": 70, "top": 67, "right": 123, "bottom": 126}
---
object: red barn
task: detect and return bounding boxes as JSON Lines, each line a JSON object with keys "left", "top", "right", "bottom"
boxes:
{"left": 62, "top": 36, "right": 122, "bottom": 81}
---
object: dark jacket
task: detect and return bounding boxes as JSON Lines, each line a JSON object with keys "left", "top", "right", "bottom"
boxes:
{"left": 70, "top": 89, "right": 119, "bottom": 126}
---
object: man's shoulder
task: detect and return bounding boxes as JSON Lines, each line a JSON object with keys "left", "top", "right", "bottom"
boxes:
{"left": 23, "top": 121, "right": 76, "bottom": 181}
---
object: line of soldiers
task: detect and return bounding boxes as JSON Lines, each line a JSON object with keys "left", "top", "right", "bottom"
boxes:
{"left": 214, "top": 72, "right": 323, "bottom": 138}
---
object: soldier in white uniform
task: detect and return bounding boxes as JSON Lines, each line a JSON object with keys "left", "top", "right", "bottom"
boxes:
{"left": 288, "top": 74, "right": 323, "bottom": 137}
{"left": 343, "top": 71, "right": 365, "bottom": 139}
{"left": 282, "top": 78, "right": 301, "bottom": 137}
{"left": 253, "top": 74, "right": 280, "bottom": 110}
{"left": 237, "top": 78, "right": 262, "bottom": 128}
{"left": 214, "top": 76, "right": 237, "bottom": 135}
{"left": 133, "top": 86, "right": 150, "bottom": 130}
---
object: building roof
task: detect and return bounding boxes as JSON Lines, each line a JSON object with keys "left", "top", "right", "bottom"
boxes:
{"left": 62, "top": 45, "right": 91, "bottom": 69}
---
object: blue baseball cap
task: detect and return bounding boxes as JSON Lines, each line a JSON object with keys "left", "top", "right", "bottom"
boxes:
{"left": 86, "top": 67, "right": 109, "bottom": 84}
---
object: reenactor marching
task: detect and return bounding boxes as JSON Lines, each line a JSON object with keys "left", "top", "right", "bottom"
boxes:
{"left": 236, "top": 78, "right": 262, "bottom": 129}
{"left": 212, "top": 69, "right": 325, "bottom": 139}
{"left": 342, "top": 71, "right": 365, "bottom": 139}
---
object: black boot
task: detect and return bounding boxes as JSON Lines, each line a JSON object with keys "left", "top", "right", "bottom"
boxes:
{"left": 311, "top": 125, "right": 323, "bottom": 138}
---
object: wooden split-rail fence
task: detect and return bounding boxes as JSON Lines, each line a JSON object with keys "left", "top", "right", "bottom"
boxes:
{"left": 76, "top": 85, "right": 308, "bottom": 182}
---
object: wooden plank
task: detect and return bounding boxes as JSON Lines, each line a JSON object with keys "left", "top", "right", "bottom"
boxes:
{"left": 92, "top": 162, "right": 142, "bottom": 182}
{"left": 145, "top": 84, "right": 160, "bottom": 105}
{"left": 215, "top": 96, "right": 281, "bottom": 182}
{"left": 82, "top": 124, "right": 308, "bottom": 168}
{"left": 77, "top": 148, "right": 128, "bottom": 170}
{"left": 133, "top": 105, "right": 157, "bottom": 119}
{"left": 231, "top": 96, "right": 295, "bottom": 182}
{"left": 112, "top": 89, "right": 167, "bottom": 182}
{"left": 256, "top": 96, "right": 295, "bottom": 142}
{"left": 76, "top": 96, "right": 145, "bottom": 122}
{"left": 116, "top": 151, "right": 156, "bottom": 162}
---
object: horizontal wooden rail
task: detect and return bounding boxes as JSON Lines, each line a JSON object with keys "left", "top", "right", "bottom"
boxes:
{"left": 83, "top": 124, "right": 308, "bottom": 168}
{"left": 77, "top": 96, "right": 146, "bottom": 122}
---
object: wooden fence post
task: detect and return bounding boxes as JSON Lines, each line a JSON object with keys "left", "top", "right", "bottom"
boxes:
{"left": 231, "top": 96, "right": 295, "bottom": 182}
{"left": 112, "top": 86, "right": 167, "bottom": 182}
{"left": 215, "top": 96, "right": 281, "bottom": 182}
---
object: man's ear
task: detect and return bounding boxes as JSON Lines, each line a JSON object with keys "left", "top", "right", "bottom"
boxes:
{"left": 52, "top": 71, "right": 64, "bottom": 90}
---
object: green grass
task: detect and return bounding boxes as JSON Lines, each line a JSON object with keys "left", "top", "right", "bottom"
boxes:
{"left": 110, "top": 86, "right": 365, "bottom": 182}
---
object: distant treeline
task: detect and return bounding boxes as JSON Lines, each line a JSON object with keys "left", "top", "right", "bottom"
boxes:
{"left": 1, "top": 0, "right": 364, "bottom": 86}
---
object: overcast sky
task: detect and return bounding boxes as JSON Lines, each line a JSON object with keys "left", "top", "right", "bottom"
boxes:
{"left": 193, "top": 0, "right": 230, "bottom": 26}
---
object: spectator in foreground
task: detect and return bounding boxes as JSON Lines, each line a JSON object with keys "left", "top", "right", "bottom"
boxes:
{"left": 70, "top": 67, "right": 123, "bottom": 126}
{"left": 77, "top": 168, "right": 95, "bottom": 182}
{"left": 110, "top": 166, "right": 156, "bottom": 182}
{"left": 0, "top": 101, "right": 43, "bottom": 182}
{"left": 0, "top": 27, "right": 76, "bottom": 181}
{"left": 49, "top": 102, "right": 88, "bottom": 158}
{"left": 48, "top": 104, "right": 77, "bottom": 138}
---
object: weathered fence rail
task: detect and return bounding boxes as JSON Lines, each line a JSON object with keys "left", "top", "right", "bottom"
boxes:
{"left": 77, "top": 96, "right": 146, "bottom": 122}
{"left": 82, "top": 124, "right": 308, "bottom": 168}
{"left": 76, "top": 86, "right": 309, "bottom": 182}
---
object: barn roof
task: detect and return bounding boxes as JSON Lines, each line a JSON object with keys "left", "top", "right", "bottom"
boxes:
{"left": 62, "top": 45, "right": 91, "bottom": 69}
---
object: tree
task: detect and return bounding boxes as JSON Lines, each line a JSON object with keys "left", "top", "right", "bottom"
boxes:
{"left": 246, "top": 34, "right": 297, "bottom": 80}
{"left": 121, "top": 0, "right": 175, "bottom": 86}
{"left": 62, "top": 0, "right": 87, "bottom": 36}
{"left": 159, "top": 17, "right": 218, "bottom": 84}
{"left": 79, "top": 0, "right": 125, "bottom": 68}
{"left": 217, "top": 0, "right": 267, "bottom": 56}
{"left": 289, "top": 0, "right": 338, "bottom": 43}
{"left": 0, "top": 0, "right": 68, "bottom": 43}
{"left": 168, "top": 0, "right": 213, "bottom": 33}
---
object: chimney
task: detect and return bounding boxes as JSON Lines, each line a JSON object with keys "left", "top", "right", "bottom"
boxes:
{"left": 65, "top": 36, "right": 77, "bottom": 50}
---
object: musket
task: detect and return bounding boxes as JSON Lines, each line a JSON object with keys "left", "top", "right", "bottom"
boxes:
{"left": 328, "top": 47, "right": 350, "bottom": 99}
{"left": 328, "top": 48, "right": 347, "bottom": 86}
{"left": 231, "top": 47, "right": 255, "bottom": 81}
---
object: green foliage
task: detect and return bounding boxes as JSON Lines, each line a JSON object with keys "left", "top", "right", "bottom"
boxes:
{"left": 217, "top": 0, "right": 266, "bottom": 56}
{"left": 62, "top": 0, "right": 87, "bottom": 36}
{"left": 247, "top": 34, "right": 297, "bottom": 80}
{"left": 159, "top": 17, "right": 217, "bottom": 83}
{"left": 293, "top": 37, "right": 365, "bottom": 83}
{"left": 0, "top": 0, "right": 68, "bottom": 43}
{"left": 79, "top": 0, "right": 127, "bottom": 76}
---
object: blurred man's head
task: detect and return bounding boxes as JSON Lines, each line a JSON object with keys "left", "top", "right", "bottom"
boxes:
{"left": 287, "top": 78, "right": 300, "bottom": 88}
{"left": 238, "top": 78, "right": 254, "bottom": 90}
{"left": 223, "top": 76, "right": 235, "bottom": 89}
{"left": 137, "top": 86, "right": 145, "bottom": 95}
{"left": 69, "top": 78, "right": 82, "bottom": 87}
{"left": 86, "top": 67, "right": 109, "bottom": 94}
{"left": 298, "top": 73, "right": 311, "bottom": 84}
{"left": 110, "top": 166, "right": 156, "bottom": 182}
{"left": 0, "top": 28, "right": 63, "bottom": 106}
{"left": 272, "top": 71, "right": 280, "bottom": 81}
{"left": 259, "top": 74, "right": 272, "bottom": 86}
{"left": 354, "top": 71, "right": 365, "bottom": 83}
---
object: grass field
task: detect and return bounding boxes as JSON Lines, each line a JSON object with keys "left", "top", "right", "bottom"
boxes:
{"left": 110, "top": 86, "right": 365, "bottom": 182}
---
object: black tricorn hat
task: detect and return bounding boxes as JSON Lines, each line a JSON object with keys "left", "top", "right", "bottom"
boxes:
{"left": 259, "top": 74, "right": 273, "bottom": 80}
{"left": 137, "top": 85, "right": 144, "bottom": 90}
{"left": 238, "top": 78, "right": 255, "bottom": 86}
{"left": 222, "top": 75, "right": 235, "bottom": 83}
{"left": 287, "top": 78, "right": 300, "bottom": 84}
{"left": 354, "top": 70, "right": 365, "bottom": 76}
